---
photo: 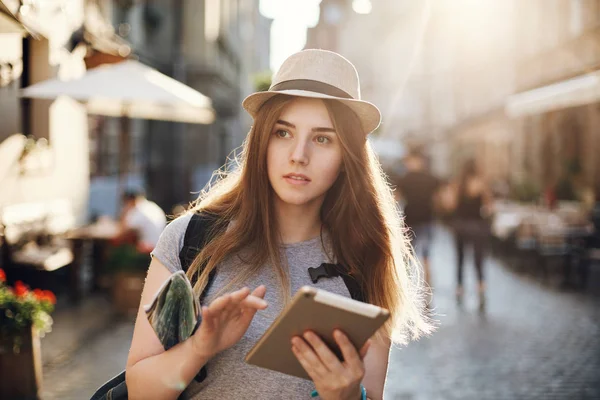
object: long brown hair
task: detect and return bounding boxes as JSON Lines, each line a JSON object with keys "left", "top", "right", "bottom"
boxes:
{"left": 186, "top": 95, "right": 432, "bottom": 343}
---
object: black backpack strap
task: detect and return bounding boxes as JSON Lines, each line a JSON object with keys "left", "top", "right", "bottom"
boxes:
{"left": 90, "top": 371, "right": 127, "bottom": 400}
{"left": 178, "top": 211, "right": 224, "bottom": 384}
{"left": 179, "top": 212, "right": 220, "bottom": 272}
{"left": 339, "top": 272, "right": 366, "bottom": 303}
{"left": 308, "top": 263, "right": 366, "bottom": 303}
{"left": 179, "top": 211, "right": 223, "bottom": 303}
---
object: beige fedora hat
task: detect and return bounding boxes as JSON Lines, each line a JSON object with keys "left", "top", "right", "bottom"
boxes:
{"left": 242, "top": 49, "right": 381, "bottom": 134}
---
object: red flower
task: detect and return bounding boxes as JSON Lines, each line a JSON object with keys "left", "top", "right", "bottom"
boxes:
{"left": 32, "top": 288, "right": 56, "bottom": 304}
{"left": 33, "top": 288, "right": 45, "bottom": 300}
{"left": 14, "top": 281, "right": 29, "bottom": 297}
{"left": 43, "top": 290, "right": 57, "bottom": 305}
{"left": 0, "top": 268, "right": 5, "bottom": 282}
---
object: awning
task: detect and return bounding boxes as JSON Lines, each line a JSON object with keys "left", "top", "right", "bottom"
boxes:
{"left": 0, "top": 1, "right": 43, "bottom": 38}
{"left": 506, "top": 71, "right": 600, "bottom": 118}
{"left": 70, "top": 2, "right": 132, "bottom": 69}
{"left": 0, "top": 6, "right": 25, "bottom": 34}
{"left": 21, "top": 59, "right": 215, "bottom": 124}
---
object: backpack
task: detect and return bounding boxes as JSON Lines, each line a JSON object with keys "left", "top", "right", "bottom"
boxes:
{"left": 90, "top": 211, "right": 364, "bottom": 399}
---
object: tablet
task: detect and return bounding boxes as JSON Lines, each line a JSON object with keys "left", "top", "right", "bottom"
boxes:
{"left": 245, "top": 286, "right": 390, "bottom": 380}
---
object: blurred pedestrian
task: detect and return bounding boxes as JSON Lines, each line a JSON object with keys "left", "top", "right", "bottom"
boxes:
{"left": 117, "top": 189, "right": 166, "bottom": 253}
{"left": 123, "top": 49, "right": 432, "bottom": 399}
{"left": 448, "top": 159, "right": 493, "bottom": 310}
{"left": 395, "top": 149, "right": 440, "bottom": 291}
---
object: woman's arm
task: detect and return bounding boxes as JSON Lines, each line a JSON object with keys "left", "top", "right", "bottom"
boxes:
{"left": 362, "top": 333, "right": 391, "bottom": 400}
{"left": 125, "top": 258, "right": 268, "bottom": 400}
{"left": 125, "top": 258, "right": 209, "bottom": 399}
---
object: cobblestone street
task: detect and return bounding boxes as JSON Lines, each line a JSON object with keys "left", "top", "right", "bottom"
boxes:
{"left": 42, "top": 225, "right": 600, "bottom": 399}
{"left": 385, "top": 226, "right": 600, "bottom": 400}
{"left": 41, "top": 321, "right": 133, "bottom": 400}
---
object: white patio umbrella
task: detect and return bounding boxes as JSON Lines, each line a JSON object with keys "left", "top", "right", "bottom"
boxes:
{"left": 21, "top": 60, "right": 216, "bottom": 200}
{"left": 21, "top": 60, "right": 215, "bottom": 124}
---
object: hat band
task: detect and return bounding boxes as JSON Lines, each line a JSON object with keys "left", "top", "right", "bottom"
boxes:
{"left": 270, "top": 79, "right": 354, "bottom": 99}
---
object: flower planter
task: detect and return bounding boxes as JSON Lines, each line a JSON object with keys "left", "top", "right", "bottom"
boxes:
{"left": 0, "top": 326, "right": 43, "bottom": 400}
{"left": 112, "top": 271, "right": 146, "bottom": 317}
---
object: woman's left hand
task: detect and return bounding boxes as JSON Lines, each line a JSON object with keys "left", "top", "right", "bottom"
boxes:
{"left": 291, "top": 329, "right": 371, "bottom": 400}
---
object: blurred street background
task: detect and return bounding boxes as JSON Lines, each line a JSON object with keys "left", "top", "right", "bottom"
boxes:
{"left": 1, "top": 0, "right": 600, "bottom": 399}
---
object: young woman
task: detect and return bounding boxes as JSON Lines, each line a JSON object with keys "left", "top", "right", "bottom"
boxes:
{"left": 125, "top": 49, "right": 432, "bottom": 400}
{"left": 451, "top": 159, "right": 493, "bottom": 310}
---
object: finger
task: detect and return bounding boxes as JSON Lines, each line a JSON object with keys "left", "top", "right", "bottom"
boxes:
{"left": 291, "top": 336, "right": 330, "bottom": 377}
{"left": 334, "top": 330, "right": 363, "bottom": 366}
{"left": 236, "top": 302, "right": 263, "bottom": 327}
{"left": 220, "top": 289, "right": 267, "bottom": 323}
{"left": 218, "top": 289, "right": 250, "bottom": 319}
{"left": 291, "top": 344, "right": 320, "bottom": 382}
{"left": 224, "top": 287, "right": 264, "bottom": 310}
{"left": 359, "top": 339, "right": 372, "bottom": 359}
{"left": 229, "top": 287, "right": 251, "bottom": 303}
{"left": 241, "top": 294, "right": 268, "bottom": 310}
{"left": 302, "top": 331, "right": 344, "bottom": 372}
{"left": 208, "top": 293, "right": 232, "bottom": 314}
{"left": 235, "top": 294, "right": 268, "bottom": 326}
{"left": 251, "top": 285, "right": 267, "bottom": 299}
{"left": 236, "top": 286, "right": 267, "bottom": 312}
{"left": 219, "top": 290, "right": 251, "bottom": 321}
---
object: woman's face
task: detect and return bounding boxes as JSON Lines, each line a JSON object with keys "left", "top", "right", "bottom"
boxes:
{"left": 266, "top": 97, "right": 343, "bottom": 209}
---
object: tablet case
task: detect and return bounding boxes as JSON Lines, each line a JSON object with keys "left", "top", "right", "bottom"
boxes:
{"left": 245, "top": 286, "right": 390, "bottom": 380}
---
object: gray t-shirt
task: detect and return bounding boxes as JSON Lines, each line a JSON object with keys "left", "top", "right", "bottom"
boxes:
{"left": 151, "top": 213, "right": 353, "bottom": 399}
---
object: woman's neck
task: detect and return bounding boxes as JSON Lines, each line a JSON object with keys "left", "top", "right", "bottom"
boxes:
{"left": 274, "top": 199, "right": 323, "bottom": 244}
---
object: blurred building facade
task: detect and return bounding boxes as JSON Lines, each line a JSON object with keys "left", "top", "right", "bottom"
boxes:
{"left": 308, "top": 0, "right": 600, "bottom": 199}
{"left": 305, "top": 0, "right": 347, "bottom": 52}
{"left": 90, "top": 0, "right": 271, "bottom": 215}
{"left": 415, "top": 1, "right": 517, "bottom": 184}
{"left": 507, "top": 0, "right": 600, "bottom": 199}
{"left": 0, "top": 0, "right": 93, "bottom": 223}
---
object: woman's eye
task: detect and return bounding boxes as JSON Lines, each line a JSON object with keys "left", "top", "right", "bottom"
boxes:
{"left": 316, "top": 136, "right": 330, "bottom": 144}
{"left": 275, "top": 129, "right": 290, "bottom": 138}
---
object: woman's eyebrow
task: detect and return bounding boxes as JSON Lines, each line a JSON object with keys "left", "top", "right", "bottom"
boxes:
{"left": 312, "top": 127, "right": 336, "bottom": 133}
{"left": 276, "top": 119, "right": 295, "bottom": 128}
{"left": 276, "top": 119, "right": 336, "bottom": 133}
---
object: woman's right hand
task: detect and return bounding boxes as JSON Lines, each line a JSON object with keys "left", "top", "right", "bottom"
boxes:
{"left": 190, "top": 286, "right": 268, "bottom": 359}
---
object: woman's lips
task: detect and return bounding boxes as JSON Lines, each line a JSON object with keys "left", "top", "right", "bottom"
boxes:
{"left": 283, "top": 173, "right": 311, "bottom": 185}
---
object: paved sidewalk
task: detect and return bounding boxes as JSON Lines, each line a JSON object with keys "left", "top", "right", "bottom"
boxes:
{"left": 41, "top": 319, "right": 133, "bottom": 400}
{"left": 384, "top": 225, "right": 600, "bottom": 400}
{"left": 41, "top": 225, "right": 600, "bottom": 399}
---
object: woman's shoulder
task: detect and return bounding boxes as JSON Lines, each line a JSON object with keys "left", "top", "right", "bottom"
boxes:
{"left": 150, "top": 212, "right": 194, "bottom": 273}
{"left": 164, "top": 212, "right": 195, "bottom": 241}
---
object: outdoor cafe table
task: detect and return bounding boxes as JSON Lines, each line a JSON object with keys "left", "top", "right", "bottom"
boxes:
{"left": 66, "top": 217, "right": 120, "bottom": 302}
{"left": 491, "top": 202, "right": 592, "bottom": 249}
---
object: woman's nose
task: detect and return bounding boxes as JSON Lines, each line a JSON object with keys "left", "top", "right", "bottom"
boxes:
{"left": 290, "top": 139, "right": 309, "bottom": 165}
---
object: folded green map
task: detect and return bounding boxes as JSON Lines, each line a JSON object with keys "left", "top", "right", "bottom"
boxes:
{"left": 144, "top": 271, "right": 201, "bottom": 350}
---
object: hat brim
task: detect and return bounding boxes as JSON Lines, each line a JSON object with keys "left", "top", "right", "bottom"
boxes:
{"left": 242, "top": 89, "right": 382, "bottom": 134}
